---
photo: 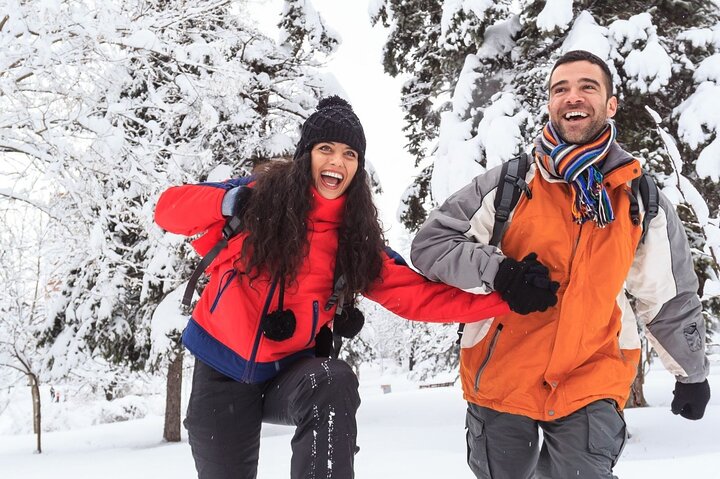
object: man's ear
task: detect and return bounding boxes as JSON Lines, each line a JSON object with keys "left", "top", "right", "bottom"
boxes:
{"left": 606, "top": 96, "right": 618, "bottom": 118}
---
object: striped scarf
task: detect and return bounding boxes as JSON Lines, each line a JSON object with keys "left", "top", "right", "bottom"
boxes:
{"left": 537, "top": 121, "right": 617, "bottom": 227}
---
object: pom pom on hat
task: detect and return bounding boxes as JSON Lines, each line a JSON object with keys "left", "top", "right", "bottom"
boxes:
{"left": 316, "top": 95, "right": 352, "bottom": 110}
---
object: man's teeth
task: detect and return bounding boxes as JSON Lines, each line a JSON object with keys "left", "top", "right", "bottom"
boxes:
{"left": 565, "top": 111, "right": 588, "bottom": 119}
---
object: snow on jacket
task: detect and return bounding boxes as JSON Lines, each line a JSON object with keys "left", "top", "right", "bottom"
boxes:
{"left": 410, "top": 142, "right": 709, "bottom": 421}
{"left": 155, "top": 179, "right": 509, "bottom": 383}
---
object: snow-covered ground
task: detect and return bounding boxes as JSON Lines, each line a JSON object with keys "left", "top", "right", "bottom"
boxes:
{"left": 1, "top": 360, "right": 718, "bottom": 478}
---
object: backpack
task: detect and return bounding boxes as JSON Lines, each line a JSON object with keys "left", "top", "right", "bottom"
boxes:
{"left": 455, "top": 153, "right": 659, "bottom": 344}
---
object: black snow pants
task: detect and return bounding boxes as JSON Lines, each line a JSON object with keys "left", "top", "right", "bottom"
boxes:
{"left": 184, "top": 357, "right": 361, "bottom": 479}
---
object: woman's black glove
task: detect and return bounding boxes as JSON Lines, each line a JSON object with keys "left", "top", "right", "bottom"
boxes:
{"left": 671, "top": 379, "right": 710, "bottom": 420}
{"left": 333, "top": 306, "right": 365, "bottom": 338}
{"left": 493, "top": 252, "right": 559, "bottom": 315}
{"left": 314, "top": 325, "right": 333, "bottom": 357}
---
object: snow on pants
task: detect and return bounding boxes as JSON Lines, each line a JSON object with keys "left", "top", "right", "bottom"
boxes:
{"left": 184, "top": 357, "right": 361, "bottom": 479}
{"left": 465, "top": 399, "right": 627, "bottom": 479}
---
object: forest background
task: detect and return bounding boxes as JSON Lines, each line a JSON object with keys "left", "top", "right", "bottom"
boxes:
{"left": 0, "top": 0, "right": 719, "bottom": 470}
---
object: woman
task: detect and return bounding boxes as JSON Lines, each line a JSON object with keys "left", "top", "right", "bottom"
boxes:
{"left": 155, "top": 97, "right": 518, "bottom": 479}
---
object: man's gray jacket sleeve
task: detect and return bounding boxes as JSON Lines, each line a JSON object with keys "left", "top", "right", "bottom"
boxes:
{"left": 410, "top": 165, "right": 509, "bottom": 293}
{"left": 625, "top": 190, "right": 709, "bottom": 383}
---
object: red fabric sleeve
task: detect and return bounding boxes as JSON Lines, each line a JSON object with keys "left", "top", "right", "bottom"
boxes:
{"left": 154, "top": 184, "right": 226, "bottom": 237}
{"left": 363, "top": 252, "right": 510, "bottom": 323}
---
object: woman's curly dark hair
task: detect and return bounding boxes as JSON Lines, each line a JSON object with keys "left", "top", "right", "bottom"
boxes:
{"left": 238, "top": 152, "right": 385, "bottom": 297}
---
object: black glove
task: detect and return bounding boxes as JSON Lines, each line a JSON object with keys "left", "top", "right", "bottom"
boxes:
{"left": 314, "top": 325, "right": 334, "bottom": 358}
{"left": 493, "top": 252, "right": 559, "bottom": 315}
{"left": 333, "top": 306, "right": 365, "bottom": 338}
{"left": 671, "top": 379, "right": 710, "bottom": 420}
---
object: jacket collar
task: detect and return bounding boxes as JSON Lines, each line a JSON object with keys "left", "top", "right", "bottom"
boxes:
{"left": 309, "top": 186, "right": 346, "bottom": 231}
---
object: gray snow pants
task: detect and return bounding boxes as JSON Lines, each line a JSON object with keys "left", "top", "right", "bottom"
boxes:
{"left": 184, "top": 357, "right": 361, "bottom": 479}
{"left": 466, "top": 400, "right": 627, "bottom": 479}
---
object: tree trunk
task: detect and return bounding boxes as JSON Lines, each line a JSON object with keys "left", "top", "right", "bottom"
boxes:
{"left": 29, "top": 373, "right": 42, "bottom": 453}
{"left": 625, "top": 355, "right": 648, "bottom": 408}
{"left": 163, "top": 349, "right": 183, "bottom": 442}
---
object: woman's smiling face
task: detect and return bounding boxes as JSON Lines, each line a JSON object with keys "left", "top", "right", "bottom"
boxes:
{"left": 310, "top": 142, "right": 359, "bottom": 199}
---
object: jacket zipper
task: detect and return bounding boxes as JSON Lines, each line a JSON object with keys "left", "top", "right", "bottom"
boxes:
{"left": 209, "top": 270, "right": 237, "bottom": 313}
{"left": 305, "top": 301, "right": 319, "bottom": 346}
{"left": 567, "top": 222, "right": 584, "bottom": 277}
{"left": 474, "top": 323, "right": 503, "bottom": 391}
{"left": 243, "top": 278, "right": 279, "bottom": 382}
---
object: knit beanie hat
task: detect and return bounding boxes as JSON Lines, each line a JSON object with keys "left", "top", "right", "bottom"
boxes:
{"left": 293, "top": 96, "right": 366, "bottom": 166}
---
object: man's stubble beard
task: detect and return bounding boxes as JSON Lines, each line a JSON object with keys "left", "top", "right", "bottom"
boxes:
{"left": 555, "top": 115, "right": 608, "bottom": 145}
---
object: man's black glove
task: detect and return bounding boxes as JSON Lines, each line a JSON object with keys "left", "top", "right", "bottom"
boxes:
{"left": 493, "top": 252, "right": 559, "bottom": 315}
{"left": 671, "top": 379, "right": 710, "bottom": 420}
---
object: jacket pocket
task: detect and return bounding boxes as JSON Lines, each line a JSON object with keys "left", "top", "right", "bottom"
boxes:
{"left": 209, "top": 269, "right": 237, "bottom": 313}
{"left": 304, "top": 300, "right": 319, "bottom": 346}
{"left": 474, "top": 323, "right": 503, "bottom": 391}
{"left": 587, "top": 399, "right": 627, "bottom": 467}
{"left": 683, "top": 322, "right": 702, "bottom": 352}
{"left": 465, "top": 405, "right": 493, "bottom": 479}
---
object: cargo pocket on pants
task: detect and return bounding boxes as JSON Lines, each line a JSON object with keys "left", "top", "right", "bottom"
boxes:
{"left": 586, "top": 400, "right": 627, "bottom": 468}
{"left": 466, "top": 408, "right": 493, "bottom": 479}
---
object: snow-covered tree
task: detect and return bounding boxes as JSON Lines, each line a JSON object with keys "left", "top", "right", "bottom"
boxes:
{"left": 0, "top": 187, "right": 49, "bottom": 452}
{"left": 1, "top": 0, "right": 339, "bottom": 439}
{"left": 375, "top": 0, "right": 720, "bottom": 397}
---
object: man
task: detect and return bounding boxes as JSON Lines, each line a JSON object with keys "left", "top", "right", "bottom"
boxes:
{"left": 410, "top": 50, "right": 711, "bottom": 478}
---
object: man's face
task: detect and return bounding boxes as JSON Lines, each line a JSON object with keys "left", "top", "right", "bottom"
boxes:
{"left": 547, "top": 60, "right": 617, "bottom": 144}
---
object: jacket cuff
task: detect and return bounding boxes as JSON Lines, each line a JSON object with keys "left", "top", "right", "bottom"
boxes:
{"left": 480, "top": 252, "right": 505, "bottom": 291}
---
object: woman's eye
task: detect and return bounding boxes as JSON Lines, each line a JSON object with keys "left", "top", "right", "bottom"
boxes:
{"left": 345, "top": 151, "right": 357, "bottom": 159}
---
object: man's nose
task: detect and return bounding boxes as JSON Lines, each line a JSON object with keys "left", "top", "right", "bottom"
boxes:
{"left": 565, "top": 88, "right": 584, "bottom": 103}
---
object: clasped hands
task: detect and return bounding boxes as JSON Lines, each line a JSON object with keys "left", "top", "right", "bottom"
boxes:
{"left": 493, "top": 252, "right": 559, "bottom": 314}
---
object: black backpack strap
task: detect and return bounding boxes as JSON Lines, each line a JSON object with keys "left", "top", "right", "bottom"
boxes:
{"left": 458, "top": 153, "right": 532, "bottom": 345}
{"left": 324, "top": 273, "right": 347, "bottom": 314}
{"left": 489, "top": 153, "right": 532, "bottom": 247}
{"left": 638, "top": 172, "right": 659, "bottom": 244}
{"left": 629, "top": 177, "right": 641, "bottom": 227}
{"left": 628, "top": 172, "right": 659, "bottom": 245}
{"left": 182, "top": 237, "right": 228, "bottom": 307}
{"left": 181, "top": 188, "right": 252, "bottom": 307}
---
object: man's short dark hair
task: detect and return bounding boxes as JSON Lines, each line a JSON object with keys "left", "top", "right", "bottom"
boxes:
{"left": 549, "top": 50, "right": 614, "bottom": 99}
